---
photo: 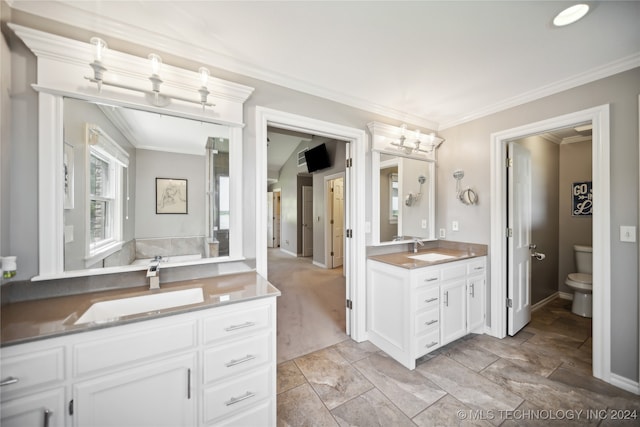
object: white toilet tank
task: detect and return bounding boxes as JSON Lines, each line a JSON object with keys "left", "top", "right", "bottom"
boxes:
{"left": 574, "top": 245, "right": 593, "bottom": 274}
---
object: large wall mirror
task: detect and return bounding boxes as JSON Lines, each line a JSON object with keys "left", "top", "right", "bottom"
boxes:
{"left": 61, "top": 98, "right": 236, "bottom": 275}
{"left": 373, "top": 152, "right": 436, "bottom": 244}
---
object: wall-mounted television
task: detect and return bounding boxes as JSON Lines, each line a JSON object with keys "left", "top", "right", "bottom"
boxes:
{"left": 304, "top": 143, "right": 331, "bottom": 173}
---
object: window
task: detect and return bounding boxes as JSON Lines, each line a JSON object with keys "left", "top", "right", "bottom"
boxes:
{"left": 86, "top": 125, "right": 128, "bottom": 264}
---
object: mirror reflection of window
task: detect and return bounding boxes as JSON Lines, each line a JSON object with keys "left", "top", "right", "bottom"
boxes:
{"left": 389, "top": 173, "right": 398, "bottom": 224}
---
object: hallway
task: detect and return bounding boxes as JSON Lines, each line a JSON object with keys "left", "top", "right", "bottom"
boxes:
{"left": 268, "top": 249, "right": 347, "bottom": 363}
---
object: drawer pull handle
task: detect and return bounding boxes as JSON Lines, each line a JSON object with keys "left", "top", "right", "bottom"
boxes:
{"left": 225, "top": 354, "right": 256, "bottom": 367}
{"left": 424, "top": 297, "right": 438, "bottom": 303}
{"left": 425, "top": 320, "right": 438, "bottom": 326}
{"left": 224, "top": 321, "right": 256, "bottom": 332}
{"left": 444, "top": 291, "right": 449, "bottom": 307}
{"left": 474, "top": 266, "right": 484, "bottom": 270}
{"left": 44, "top": 409, "right": 52, "bottom": 427}
{"left": 0, "top": 377, "right": 19, "bottom": 386}
{"left": 187, "top": 369, "right": 191, "bottom": 399}
{"left": 425, "top": 341, "right": 438, "bottom": 348}
{"left": 225, "top": 391, "right": 256, "bottom": 406}
{"left": 469, "top": 283, "right": 475, "bottom": 297}
{"left": 425, "top": 277, "right": 438, "bottom": 282}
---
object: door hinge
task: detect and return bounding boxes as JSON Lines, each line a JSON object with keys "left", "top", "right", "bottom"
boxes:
{"left": 346, "top": 158, "right": 353, "bottom": 168}
{"left": 330, "top": 219, "right": 334, "bottom": 225}
{"left": 506, "top": 228, "right": 513, "bottom": 238}
{"left": 506, "top": 157, "right": 513, "bottom": 168}
{"left": 506, "top": 298, "right": 513, "bottom": 308}
{"left": 68, "top": 399, "right": 74, "bottom": 415}
{"left": 330, "top": 251, "right": 334, "bottom": 256}
{"left": 346, "top": 299, "right": 353, "bottom": 309}
{"left": 346, "top": 229, "right": 353, "bottom": 238}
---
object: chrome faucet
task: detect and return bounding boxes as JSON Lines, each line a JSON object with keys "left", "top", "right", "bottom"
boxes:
{"left": 147, "top": 256, "right": 162, "bottom": 289}
{"left": 412, "top": 238, "right": 424, "bottom": 253}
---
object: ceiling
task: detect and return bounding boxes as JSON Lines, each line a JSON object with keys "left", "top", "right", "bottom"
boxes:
{"left": 10, "top": 1, "right": 640, "bottom": 132}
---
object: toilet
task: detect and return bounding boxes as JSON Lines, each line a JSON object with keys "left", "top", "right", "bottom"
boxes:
{"left": 565, "top": 245, "right": 593, "bottom": 318}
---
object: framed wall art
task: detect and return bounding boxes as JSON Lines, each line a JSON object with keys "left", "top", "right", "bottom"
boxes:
{"left": 572, "top": 181, "right": 592, "bottom": 216}
{"left": 156, "top": 178, "right": 188, "bottom": 214}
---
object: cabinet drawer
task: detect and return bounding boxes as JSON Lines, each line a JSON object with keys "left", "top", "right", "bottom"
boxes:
{"left": 413, "top": 269, "right": 440, "bottom": 287}
{"left": 73, "top": 320, "right": 197, "bottom": 376}
{"left": 415, "top": 287, "right": 440, "bottom": 312}
{"left": 203, "top": 366, "right": 272, "bottom": 423}
{"left": 210, "top": 400, "right": 271, "bottom": 427}
{"left": 204, "top": 333, "right": 272, "bottom": 384}
{"left": 415, "top": 308, "right": 440, "bottom": 335}
{"left": 1, "top": 347, "right": 64, "bottom": 396}
{"left": 467, "top": 258, "right": 486, "bottom": 275}
{"left": 441, "top": 263, "right": 467, "bottom": 281}
{"left": 204, "top": 304, "right": 271, "bottom": 344}
{"left": 0, "top": 387, "right": 66, "bottom": 427}
{"left": 415, "top": 330, "right": 440, "bottom": 357}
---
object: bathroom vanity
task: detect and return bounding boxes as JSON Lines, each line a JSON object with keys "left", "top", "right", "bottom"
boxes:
{"left": 367, "top": 247, "right": 487, "bottom": 370}
{"left": 0, "top": 272, "right": 280, "bottom": 427}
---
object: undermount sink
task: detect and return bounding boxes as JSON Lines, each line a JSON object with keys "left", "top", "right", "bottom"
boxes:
{"left": 409, "top": 252, "right": 456, "bottom": 262}
{"left": 75, "top": 287, "right": 205, "bottom": 325}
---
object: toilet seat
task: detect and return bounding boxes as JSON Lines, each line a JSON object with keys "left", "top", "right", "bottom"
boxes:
{"left": 565, "top": 273, "right": 593, "bottom": 292}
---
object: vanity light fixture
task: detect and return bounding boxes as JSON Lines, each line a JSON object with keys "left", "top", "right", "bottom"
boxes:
{"left": 86, "top": 37, "right": 215, "bottom": 110}
{"left": 390, "top": 123, "right": 444, "bottom": 155}
{"left": 553, "top": 4, "right": 590, "bottom": 27}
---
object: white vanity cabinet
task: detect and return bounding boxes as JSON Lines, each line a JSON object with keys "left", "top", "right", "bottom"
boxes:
{"left": 367, "top": 256, "right": 486, "bottom": 370}
{"left": 0, "top": 296, "right": 277, "bottom": 427}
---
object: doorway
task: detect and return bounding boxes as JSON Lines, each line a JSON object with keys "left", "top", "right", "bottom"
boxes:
{"left": 490, "top": 104, "right": 611, "bottom": 384}
{"left": 326, "top": 174, "right": 345, "bottom": 270}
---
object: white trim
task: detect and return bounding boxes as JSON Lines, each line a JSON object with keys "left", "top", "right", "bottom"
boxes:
{"left": 255, "top": 107, "right": 367, "bottom": 342}
{"left": 558, "top": 291, "right": 574, "bottom": 300}
{"left": 489, "top": 105, "right": 611, "bottom": 384}
{"left": 278, "top": 248, "right": 298, "bottom": 258}
{"left": 312, "top": 260, "right": 327, "bottom": 269}
{"left": 440, "top": 53, "right": 640, "bottom": 130}
{"left": 531, "top": 292, "right": 560, "bottom": 312}
{"left": 609, "top": 373, "right": 640, "bottom": 395}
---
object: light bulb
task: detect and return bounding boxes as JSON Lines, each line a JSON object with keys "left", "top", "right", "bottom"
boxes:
{"left": 90, "top": 37, "right": 107, "bottom": 62}
{"left": 148, "top": 53, "right": 162, "bottom": 76}
{"left": 400, "top": 123, "right": 407, "bottom": 136}
{"left": 553, "top": 4, "right": 589, "bottom": 27}
{"left": 415, "top": 129, "right": 422, "bottom": 141}
{"left": 199, "top": 67, "right": 210, "bottom": 87}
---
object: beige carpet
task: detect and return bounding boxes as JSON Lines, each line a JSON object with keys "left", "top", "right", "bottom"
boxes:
{"left": 268, "top": 249, "right": 348, "bottom": 363}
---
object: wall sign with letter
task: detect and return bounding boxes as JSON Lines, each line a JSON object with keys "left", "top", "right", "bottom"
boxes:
{"left": 572, "top": 181, "right": 592, "bottom": 216}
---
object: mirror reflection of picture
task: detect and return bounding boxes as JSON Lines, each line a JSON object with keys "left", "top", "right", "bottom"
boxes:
{"left": 63, "top": 142, "right": 74, "bottom": 209}
{"left": 156, "top": 178, "right": 188, "bottom": 214}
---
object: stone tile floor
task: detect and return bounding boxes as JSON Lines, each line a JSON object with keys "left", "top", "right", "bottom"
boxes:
{"left": 277, "top": 298, "right": 640, "bottom": 426}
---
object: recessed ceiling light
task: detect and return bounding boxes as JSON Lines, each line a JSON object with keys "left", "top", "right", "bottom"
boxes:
{"left": 553, "top": 4, "right": 590, "bottom": 27}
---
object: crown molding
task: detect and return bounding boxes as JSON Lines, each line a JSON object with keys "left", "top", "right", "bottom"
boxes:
{"left": 439, "top": 53, "right": 640, "bottom": 130}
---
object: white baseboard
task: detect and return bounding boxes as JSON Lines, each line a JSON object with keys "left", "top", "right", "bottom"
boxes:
{"left": 558, "top": 291, "right": 574, "bottom": 300}
{"left": 531, "top": 292, "right": 560, "bottom": 312}
{"left": 312, "top": 260, "right": 327, "bottom": 269}
{"left": 279, "top": 248, "right": 298, "bottom": 258}
{"left": 609, "top": 373, "right": 640, "bottom": 395}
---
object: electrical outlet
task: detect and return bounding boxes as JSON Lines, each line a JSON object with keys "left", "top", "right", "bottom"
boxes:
{"left": 452, "top": 221, "right": 459, "bottom": 231}
{"left": 439, "top": 228, "right": 446, "bottom": 239}
{"left": 620, "top": 226, "right": 636, "bottom": 242}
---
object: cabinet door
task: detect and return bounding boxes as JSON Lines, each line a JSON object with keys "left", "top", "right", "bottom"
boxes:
{"left": 74, "top": 354, "right": 195, "bottom": 427}
{"left": 467, "top": 276, "right": 485, "bottom": 333}
{"left": 0, "top": 388, "right": 65, "bottom": 427}
{"left": 440, "top": 280, "right": 467, "bottom": 345}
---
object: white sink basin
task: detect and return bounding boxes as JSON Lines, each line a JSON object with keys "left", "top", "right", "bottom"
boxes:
{"left": 409, "top": 253, "right": 456, "bottom": 262}
{"left": 75, "top": 288, "right": 204, "bottom": 325}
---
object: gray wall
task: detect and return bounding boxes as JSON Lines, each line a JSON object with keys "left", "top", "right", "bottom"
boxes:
{"left": 559, "top": 141, "right": 593, "bottom": 293}
{"left": 516, "top": 135, "right": 560, "bottom": 305}
{"left": 438, "top": 68, "right": 639, "bottom": 382}
{"left": 134, "top": 149, "right": 205, "bottom": 239}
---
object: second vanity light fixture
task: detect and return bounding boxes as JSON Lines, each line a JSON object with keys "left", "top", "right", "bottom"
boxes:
{"left": 87, "top": 37, "right": 214, "bottom": 110}
{"left": 390, "top": 124, "right": 445, "bottom": 155}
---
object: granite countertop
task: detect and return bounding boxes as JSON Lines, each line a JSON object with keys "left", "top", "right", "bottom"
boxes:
{"left": 1, "top": 272, "right": 280, "bottom": 347}
{"left": 368, "top": 246, "right": 487, "bottom": 269}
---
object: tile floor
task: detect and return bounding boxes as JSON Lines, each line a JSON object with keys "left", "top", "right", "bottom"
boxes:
{"left": 277, "top": 298, "right": 640, "bottom": 426}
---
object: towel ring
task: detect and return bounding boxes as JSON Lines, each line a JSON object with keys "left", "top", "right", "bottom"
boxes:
{"left": 458, "top": 188, "right": 478, "bottom": 205}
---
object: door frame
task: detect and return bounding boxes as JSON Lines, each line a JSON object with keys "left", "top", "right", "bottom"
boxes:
{"left": 255, "top": 107, "right": 367, "bottom": 341}
{"left": 325, "top": 172, "right": 345, "bottom": 269}
{"left": 489, "top": 104, "right": 610, "bottom": 382}
{"left": 301, "top": 185, "right": 313, "bottom": 257}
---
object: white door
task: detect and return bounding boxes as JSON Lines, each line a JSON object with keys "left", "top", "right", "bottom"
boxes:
{"left": 440, "top": 280, "right": 467, "bottom": 344}
{"left": 507, "top": 141, "right": 532, "bottom": 336}
{"left": 74, "top": 354, "right": 195, "bottom": 427}
{"left": 266, "top": 192, "right": 274, "bottom": 248}
{"left": 302, "top": 185, "right": 313, "bottom": 257}
{"left": 331, "top": 178, "right": 344, "bottom": 268}
{"left": 467, "top": 276, "right": 485, "bottom": 333}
